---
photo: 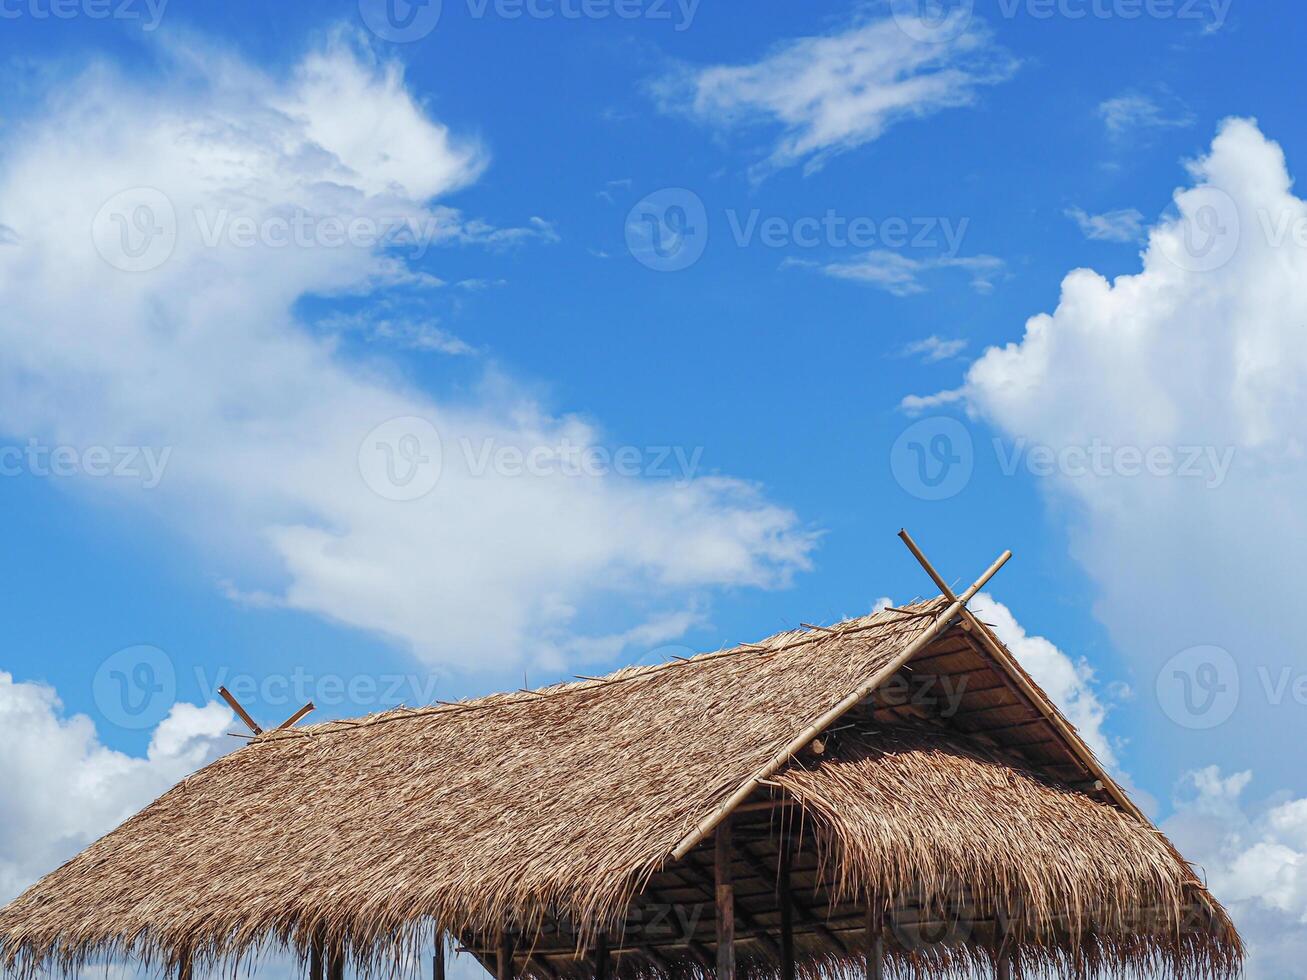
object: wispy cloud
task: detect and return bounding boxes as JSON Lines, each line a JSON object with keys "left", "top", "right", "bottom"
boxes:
{"left": 789, "top": 249, "right": 1005, "bottom": 296}
{"left": 0, "top": 33, "right": 816, "bottom": 672}
{"left": 651, "top": 11, "right": 1017, "bottom": 179}
{"left": 1098, "top": 92, "right": 1194, "bottom": 138}
{"left": 316, "top": 309, "right": 478, "bottom": 355}
{"left": 596, "top": 178, "right": 633, "bottom": 205}
{"left": 898, "top": 335, "right": 968, "bottom": 363}
{"left": 1066, "top": 206, "right": 1146, "bottom": 243}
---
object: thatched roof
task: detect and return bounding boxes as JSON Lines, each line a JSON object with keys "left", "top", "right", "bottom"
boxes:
{"left": 0, "top": 600, "right": 1241, "bottom": 980}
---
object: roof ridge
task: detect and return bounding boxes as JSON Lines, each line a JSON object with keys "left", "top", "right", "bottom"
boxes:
{"left": 254, "top": 600, "right": 947, "bottom": 746}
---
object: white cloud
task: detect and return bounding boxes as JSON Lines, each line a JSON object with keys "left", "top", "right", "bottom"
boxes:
{"left": 0, "top": 671, "right": 231, "bottom": 904}
{"left": 0, "top": 34, "right": 817, "bottom": 672}
{"left": 792, "top": 249, "right": 1004, "bottom": 296}
{"left": 652, "top": 12, "right": 1017, "bottom": 178}
{"left": 971, "top": 593, "right": 1119, "bottom": 767}
{"left": 1065, "top": 205, "right": 1146, "bottom": 242}
{"left": 1165, "top": 769, "right": 1307, "bottom": 978}
{"left": 905, "top": 113, "right": 1307, "bottom": 976}
{"left": 1099, "top": 92, "right": 1194, "bottom": 137}
{"left": 898, "top": 334, "right": 968, "bottom": 363}
{"left": 949, "top": 119, "right": 1307, "bottom": 784}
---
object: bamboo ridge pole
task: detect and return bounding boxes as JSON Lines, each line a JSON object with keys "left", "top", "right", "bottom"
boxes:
{"left": 670, "top": 548, "right": 1012, "bottom": 860}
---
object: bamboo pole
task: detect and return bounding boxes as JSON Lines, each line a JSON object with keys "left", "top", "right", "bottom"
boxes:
{"left": 217, "top": 686, "right": 263, "bottom": 736}
{"left": 670, "top": 549, "right": 1012, "bottom": 860}
{"left": 715, "top": 817, "right": 735, "bottom": 980}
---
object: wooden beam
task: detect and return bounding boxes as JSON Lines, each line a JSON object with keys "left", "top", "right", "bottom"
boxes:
{"left": 778, "top": 844, "right": 795, "bottom": 980}
{"left": 734, "top": 841, "right": 849, "bottom": 955}
{"left": 434, "top": 939, "right": 446, "bottom": 980}
{"left": 671, "top": 549, "right": 1012, "bottom": 861}
{"left": 310, "top": 940, "right": 324, "bottom": 980}
{"left": 715, "top": 818, "right": 735, "bottom": 980}
{"left": 680, "top": 854, "right": 784, "bottom": 961}
{"left": 327, "top": 947, "right": 344, "bottom": 980}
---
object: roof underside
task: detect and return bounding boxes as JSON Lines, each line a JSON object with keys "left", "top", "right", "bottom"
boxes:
{"left": 0, "top": 601, "right": 1242, "bottom": 979}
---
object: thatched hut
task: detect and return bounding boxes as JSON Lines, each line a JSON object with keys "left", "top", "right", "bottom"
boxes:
{"left": 0, "top": 544, "right": 1242, "bottom": 980}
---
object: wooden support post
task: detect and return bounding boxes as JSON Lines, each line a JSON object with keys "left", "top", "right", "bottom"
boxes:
{"left": 310, "top": 940, "right": 324, "bottom": 980}
{"left": 178, "top": 951, "right": 193, "bottom": 980}
{"left": 714, "top": 816, "right": 735, "bottom": 980}
{"left": 327, "top": 946, "right": 344, "bottom": 980}
{"left": 498, "top": 930, "right": 516, "bottom": 980}
{"left": 594, "top": 934, "right": 610, "bottom": 980}
{"left": 434, "top": 937, "right": 446, "bottom": 980}
{"left": 865, "top": 906, "right": 883, "bottom": 980}
{"left": 778, "top": 844, "right": 795, "bottom": 980}
{"left": 996, "top": 954, "right": 1011, "bottom": 980}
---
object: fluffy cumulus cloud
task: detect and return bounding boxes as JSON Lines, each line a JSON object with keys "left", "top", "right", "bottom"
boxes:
{"left": 906, "top": 117, "right": 1307, "bottom": 970}
{"left": 0, "top": 33, "right": 817, "bottom": 672}
{"left": 912, "top": 118, "right": 1307, "bottom": 788}
{"left": 1165, "top": 768, "right": 1307, "bottom": 978}
{"left": 0, "top": 672, "right": 230, "bottom": 904}
{"left": 651, "top": 10, "right": 1017, "bottom": 178}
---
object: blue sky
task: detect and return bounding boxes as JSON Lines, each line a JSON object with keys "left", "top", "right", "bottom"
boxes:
{"left": 2, "top": 0, "right": 1307, "bottom": 975}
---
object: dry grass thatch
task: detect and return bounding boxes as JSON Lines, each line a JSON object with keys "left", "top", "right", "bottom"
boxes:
{"left": 0, "top": 601, "right": 1242, "bottom": 980}
{"left": 771, "top": 728, "right": 1241, "bottom": 980}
